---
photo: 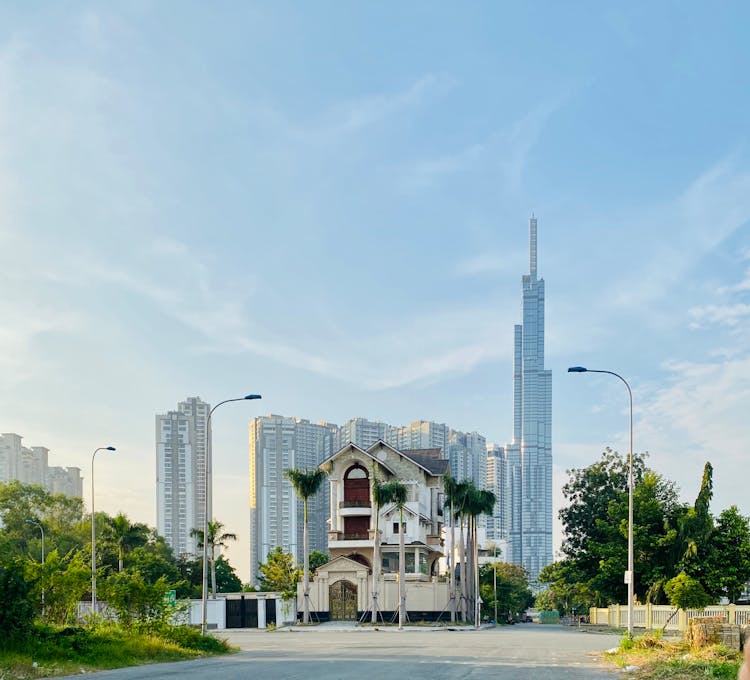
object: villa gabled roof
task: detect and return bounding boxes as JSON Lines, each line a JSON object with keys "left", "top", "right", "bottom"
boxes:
{"left": 400, "top": 448, "right": 450, "bottom": 476}
{"left": 319, "top": 441, "right": 397, "bottom": 475}
{"left": 366, "top": 440, "right": 449, "bottom": 477}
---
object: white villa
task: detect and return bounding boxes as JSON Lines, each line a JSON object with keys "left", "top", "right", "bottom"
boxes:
{"left": 300, "top": 440, "right": 451, "bottom": 622}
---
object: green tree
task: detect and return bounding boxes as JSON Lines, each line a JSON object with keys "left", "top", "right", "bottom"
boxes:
{"left": 103, "top": 513, "right": 150, "bottom": 572}
{"left": 371, "top": 472, "right": 392, "bottom": 623}
{"left": 480, "top": 561, "right": 533, "bottom": 622}
{"left": 0, "top": 560, "right": 34, "bottom": 638}
{"left": 380, "top": 480, "right": 407, "bottom": 629}
{"left": 467, "top": 487, "right": 496, "bottom": 624}
{"left": 308, "top": 550, "right": 329, "bottom": 574}
{"left": 285, "top": 467, "right": 327, "bottom": 624}
{"left": 538, "top": 560, "right": 596, "bottom": 615}
{"left": 213, "top": 556, "right": 242, "bottom": 593}
{"left": 101, "top": 570, "right": 175, "bottom": 629}
{"left": 191, "top": 519, "right": 237, "bottom": 597}
{"left": 664, "top": 571, "right": 712, "bottom": 610}
{"left": 258, "top": 546, "right": 301, "bottom": 600}
{"left": 443, "top": 474, "right": 460, "bottom": 622}
{"left": 34, "top": 548, "right": 90, "bottom": 624}
{"left": 705, "top": 506, "right": 750, "bottom": 603}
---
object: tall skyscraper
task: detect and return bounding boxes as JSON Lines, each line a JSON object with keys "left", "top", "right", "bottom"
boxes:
{"left": 249, "top": 415, "right": 336, "bottom": 585}
{"left": 503, "top": 215, "right": 553, "bottom": 587}
{"left": 156, "top": 397, "right": 210, "bottom": 557}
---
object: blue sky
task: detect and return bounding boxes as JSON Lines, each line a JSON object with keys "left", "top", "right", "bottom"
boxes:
{"left": 2, "top": 2, "right": 749, "bottom": 579}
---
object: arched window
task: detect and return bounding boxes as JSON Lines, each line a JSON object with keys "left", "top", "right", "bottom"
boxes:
{"left": 344, "top": 464, "right": 369, "bottom": 503}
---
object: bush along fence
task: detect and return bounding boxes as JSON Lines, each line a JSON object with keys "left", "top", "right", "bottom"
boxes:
{"left": 589, "top": 604, "right": 750, "bottom": 632}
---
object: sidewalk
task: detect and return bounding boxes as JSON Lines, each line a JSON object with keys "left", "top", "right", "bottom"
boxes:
{"left": 278, "top": 620, "right": 496, "bottom": 632}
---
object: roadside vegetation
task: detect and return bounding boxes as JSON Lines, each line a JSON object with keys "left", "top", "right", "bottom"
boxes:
{"left": 1, "top": 622, "right": 231, "bottom": 680}
{"left": 534, "top": 449, "right": 750, "bottom": 616}
{"left": 0, "top": 481, "right": 239, "bottom": 679}
{"left": 604, "top": 632, "right": 742, "bottom": 679}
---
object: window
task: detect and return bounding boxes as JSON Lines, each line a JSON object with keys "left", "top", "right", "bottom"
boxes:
{"left": 393, "top": 522, "right": 406, "bottom": 534}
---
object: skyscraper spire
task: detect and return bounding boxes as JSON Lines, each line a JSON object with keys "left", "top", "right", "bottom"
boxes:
{"left": 529, "top": 213, "right": 538, "bottom": 280}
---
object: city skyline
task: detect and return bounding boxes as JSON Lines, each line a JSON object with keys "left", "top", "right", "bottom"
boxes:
{"left": 2, "top": 3, "right": 750, "bottom": 581}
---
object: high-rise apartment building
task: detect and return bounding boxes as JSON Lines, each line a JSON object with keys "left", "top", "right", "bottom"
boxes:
{"left": 249, "top": 415, "right": 336, "bottom": 585}
{"left": 0, "top": 433, "right": 82, "bottom": 498}
{"left": 393, "top": 420, "right": 449, "bottom": 453}
{"left": 449, "top": 430, "right": 487, "bottom": 488}
{"left": 501, "top": 215, "right": 553, "bottom": 586}
{"left": 336, "top": 417, "right": 389, "bottom": 450}
{"left": 156, "top": 397, "right": 210, "bottom": 557}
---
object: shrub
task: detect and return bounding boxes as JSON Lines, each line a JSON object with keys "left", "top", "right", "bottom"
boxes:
{"left": 0, "top": 561, "right": 34, "bottom": 640}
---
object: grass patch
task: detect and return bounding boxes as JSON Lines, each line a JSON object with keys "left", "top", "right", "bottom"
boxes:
{"left": 603, "top": 632, "right": 742, "bottom": 679}
{"left": 0, "top": 623, "right": 232, "bottom": 679}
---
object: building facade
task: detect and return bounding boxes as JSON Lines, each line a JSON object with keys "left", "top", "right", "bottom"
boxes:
{"left": 155, "top": 396, "right": 211, "bottom": 557}
{"left": 502, "top": 215, "right": 553, "bottom": 586}
{"left": 302, "top": 440, "right": 449, "bottom": 621}
{"left": 0, "top": 432, "right": 82, "bottom": 498}
{"left": 249, "top": 415, "right": 337, "bottom": 585}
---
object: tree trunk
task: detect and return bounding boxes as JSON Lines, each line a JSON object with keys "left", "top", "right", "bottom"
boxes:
{"left": 398, "top": 507, "right": 406, "bottom": 629}
{"left": 303, "top": 498, "right": 310, "bottom": 624}
{"left": 449, "top": 499, "right": 456, "bottom": 623}
{"left": 210, "top": 547, "right": 217, "bottom": 598}
{"left": 371, "top": 506, "right": 379, "bottom": 623}
{"left": 459, "top": 515, "right": 467, "bottom": 621}
{"left": 473, "top": 515, "right": 480, "bottom": 628}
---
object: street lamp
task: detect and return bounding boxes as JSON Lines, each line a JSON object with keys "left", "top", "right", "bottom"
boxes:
{"left": 91, "top": 445, "right": 116, "bottom": 613}
{"left": 200, "top": 394, "right": 262, "bottom": 636}
{"left": 26, "top": 518, "right": 45, "bottom": 616}
{"left": 568, "top": 365, "right": 634, "bottom": 637}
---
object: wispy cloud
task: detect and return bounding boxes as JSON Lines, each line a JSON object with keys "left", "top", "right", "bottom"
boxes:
{"left": 636, "top": 357, "right": 750, "bottom": 504}
{"left": 688, "top": 303, "right": 750, "bottom": 328}
{"left": 454, "top": 251, "right": 520, "bottom": 277}
{"left": 397, "top": 95, "right": 567, "bottom": 194}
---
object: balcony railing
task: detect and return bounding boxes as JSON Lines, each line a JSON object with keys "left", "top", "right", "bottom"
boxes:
{"left": 339, "top": 500, "right": 371, "bottom": 508}
{"left": 341, "top": 532, "right": 369, "bottom": 541}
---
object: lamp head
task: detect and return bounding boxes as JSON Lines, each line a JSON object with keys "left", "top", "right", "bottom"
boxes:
{"left": 25, "top": 519, "right": 36, "bottom": 525}
{"left": 244, "top": 394, "right": 262, "bottom": 400}
{"left": 105, "top": 446, "right": 116, "bottom": 451}
{"left": 568, "top": 366, "right": 588, "bottom": 373}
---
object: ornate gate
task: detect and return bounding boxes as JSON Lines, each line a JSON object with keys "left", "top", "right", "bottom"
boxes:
{"left": 329, "top": 579, "right": 357, "bottom": 620}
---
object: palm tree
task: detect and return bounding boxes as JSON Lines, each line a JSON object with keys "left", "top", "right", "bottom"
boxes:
{"left": 191, "top": 519, "right": 237, "bottom": 597}
{"left": 453, "top": 481, "right": 472, "bottom": 620}
{"left": 285, "top": 467, "right": 327, "bottom": 623}
{"left": 371, "top": 472, "right": 392, "bottom": 623}
{"left": 443, "top": 474, "right": 460, "bottom": 623}
{"left": 465, "top": 488, "right": 496, "bottom": 626}
{"left": 106, "top": 513, "right": 149, "bottom": 572}
{"left": 381, "top": 480, "right": 408, "bottom": 629}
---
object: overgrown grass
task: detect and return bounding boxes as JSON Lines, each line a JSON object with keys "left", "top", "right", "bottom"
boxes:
{"left": 603, "top": 631, "right": 742, "bottom": 679}
{"left": 0, "top": 623, "right": 232, "bottom": 679}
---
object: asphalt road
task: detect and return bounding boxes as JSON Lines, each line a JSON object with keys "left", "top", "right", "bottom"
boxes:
{"left": 70, "top": 625, "right": 621, "bottom": 679}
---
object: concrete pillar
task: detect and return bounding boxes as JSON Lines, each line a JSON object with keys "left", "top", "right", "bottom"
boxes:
{"left": 330, "top": 482, "right": 338, "bottom": 531}
{"left": 257, "top": 594, "right": 266, "bottom": 629}
{"left": 646, "top": 602, "right": 653, "bottom": 630}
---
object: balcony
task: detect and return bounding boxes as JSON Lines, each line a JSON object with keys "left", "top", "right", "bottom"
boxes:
{"left": 339, "top": 500, "right": 371, "bottom": 508}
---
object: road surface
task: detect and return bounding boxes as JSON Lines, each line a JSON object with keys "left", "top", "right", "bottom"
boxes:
{"left": 69, "top": 624, "right": 621, "bottom": 679}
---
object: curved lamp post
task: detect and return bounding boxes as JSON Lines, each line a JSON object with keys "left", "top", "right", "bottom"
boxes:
{"left": 91, "top": 445, "right": 116, "bottom": 613}
{"left": 568, "top": 366, "right": 634, "bottom": 637}
{"left": 26, "top": 518, "right": 45, "bottom": 616}
{"left": 201, "top": 394, "right": 262, "bottom": 636}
